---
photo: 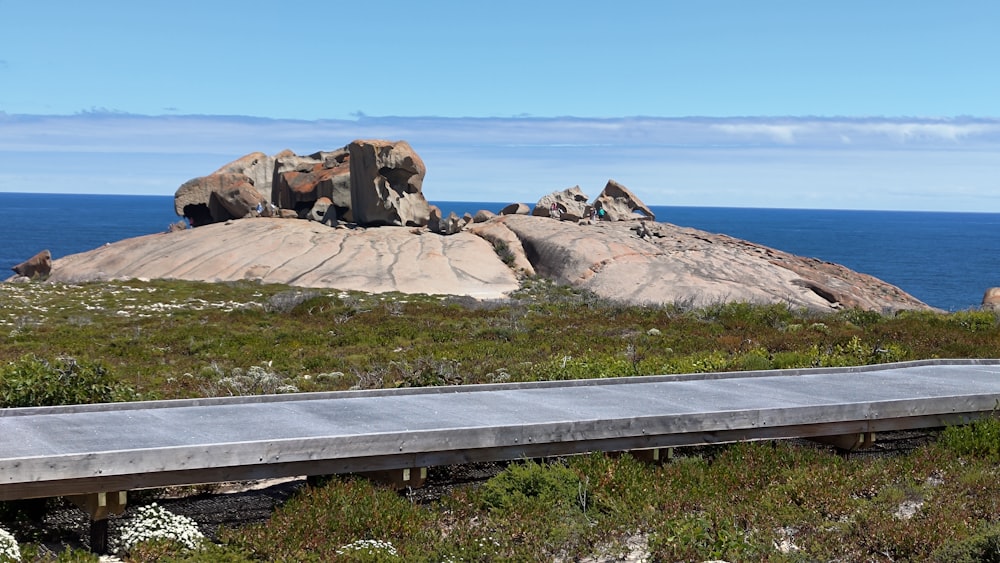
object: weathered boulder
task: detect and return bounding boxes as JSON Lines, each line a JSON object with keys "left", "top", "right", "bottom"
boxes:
{"left": 307, "top": 197, "right": 338, "bottom": 226}
{"left": 432, "top": 210, "right": 470, "bottom": 235}
{"left": 533, "top": 187, "right": 589, "bottom": 220}
{"left": 982, "top": 287, "right": 1000, "bottom": 310}
{"left": 214, "top": 181, "right": 269, "bottom": 220}
{"left": 593, "top": 180, "right": 656, "bottom": 221}
{"left": 473, "top": 209, "right": 496, "bottom": 223}
{"left": 348, "top": 140, "right": 430, "bottom": 227}
{"left": 272, "top": 149, "right": 353, "bottom": 222}
{"left": 500, "top": 203, "right": 530, "bottom": 215}
{"left": 175, "top": 173, "right": 260, "bottom": 226}
{"left": 211, "top": 151, "right": 283, "bottom": 201}
{"left": 12, "top": 250, "right": 52, "bottom": 279}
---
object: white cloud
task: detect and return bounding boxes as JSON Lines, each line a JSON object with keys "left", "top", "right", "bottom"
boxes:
{"left": 1, "top": 113, "right": 999, "bottom": 211}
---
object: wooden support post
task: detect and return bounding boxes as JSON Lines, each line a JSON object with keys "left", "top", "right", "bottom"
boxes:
{"left": 608, "top": 448, "right": 674, "bottom": 465}
{"left": 809, "top": 432, "right": 876, "bottom": 452}
{"left": 360, "top": 467, "right": 428, "bottom": 490}
{"left": 67, "top": 491, "right": 128, "bottom": 554}
{"left": 621, "top": 447, "right": 673, "bottom": 465}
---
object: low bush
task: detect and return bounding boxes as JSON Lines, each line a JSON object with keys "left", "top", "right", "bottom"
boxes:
{"left": 0, "top": 355, "right": 136, "bottom": 408}
{"left": 938, "top": 414, "right": 1000, "bottom": 462}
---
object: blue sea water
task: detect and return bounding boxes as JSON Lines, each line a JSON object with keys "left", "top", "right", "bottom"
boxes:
{"left": 2, "top": 193, "right": 997, "bottom": 312}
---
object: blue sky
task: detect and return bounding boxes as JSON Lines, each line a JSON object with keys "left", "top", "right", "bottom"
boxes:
{"left": 1, "top": 1, "right": 999, "bottom": 211}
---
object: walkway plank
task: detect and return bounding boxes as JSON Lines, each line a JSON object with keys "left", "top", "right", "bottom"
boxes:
{"left": 2, "top": 359, "right": 999, "bottom": 500}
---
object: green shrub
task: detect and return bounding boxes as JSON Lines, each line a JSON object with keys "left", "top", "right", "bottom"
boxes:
{"left": 648, "top": 513, "right": 762, "bottom": 562}
{"left": 477, "top": 459, "right": 583, "bottom": 515}
{"left": 938, "top": 415, "right": 1000, "bottom": 462}
{"left": 223, "top": 477, "right": 435, "bottom": 561}
{"left": 838, "top": 308, "right": 884, "bottom": 328}
{"left": 0, "top": 355, "right": 136, "bottom": 407}
{"left": 929, "top": 523, "right": 1000, "bottom": 563}
{"left": 948, "top": 310, "right": 998, "bottom": 333}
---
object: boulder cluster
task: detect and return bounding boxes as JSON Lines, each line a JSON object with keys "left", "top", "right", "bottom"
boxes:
{"left": 7, "top": 139, "right": 949, "bottom": 314}
{"left": 172, "top": 139, "right": 655, "bottom": 234}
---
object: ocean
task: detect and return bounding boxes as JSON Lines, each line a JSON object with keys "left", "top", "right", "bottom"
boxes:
{"left": 2, "top": 192, "right": 997, "bottom": 312}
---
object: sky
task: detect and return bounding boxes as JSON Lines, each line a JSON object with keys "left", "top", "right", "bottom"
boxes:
{"left": 1, "top": 1, "right": 999, "bottom": 211}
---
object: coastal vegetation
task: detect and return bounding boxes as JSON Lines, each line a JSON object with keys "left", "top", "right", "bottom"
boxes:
{"left": 1, "top": 278, "right": 1000, "bottom": 561}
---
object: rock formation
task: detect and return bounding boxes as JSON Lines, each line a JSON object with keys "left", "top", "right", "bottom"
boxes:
{"left": 348, "top": 140, "right": 431, "bottom": 227}
{"left": 500, "top": 203, "right": 530, "bottom": 216}
{"left": 593, "top": 180, "right": 656, "bottom": 221}
{"left": 473, "top": 209, "right": 496, "bottom": 223}
{"left": 982, "top": 287, "right": 1000, "bottom": 311}
{"left": 210, "top": 151, "right": 281, "bottom": 201}
{"left": 174, "top": 173, "right": 268, "bottom": 227}
{"left": 41, "top": 220, "right": 520, "bottom": 299}
{"left": 174, "top": 140, "right": 430, "bottom": 229}
{"left": 429, "top": 207, "right": 471, "bottom": 235}
{"left": 27, "top": 142, "right": 933, "bottom": 313}
{"left": 11, "top": 250, "right": 51, "bottom": 279}
{"left": 533, "top": 186, "right": 590, "bottom": 221}
{"left": 36, "top": 215, "right": 932, "bottom": 313}
{"left": 271, "top": 149, "right": 352, "bottom": 221}
{"left": 307, "top": 197, "right": 338, "bottom": 227}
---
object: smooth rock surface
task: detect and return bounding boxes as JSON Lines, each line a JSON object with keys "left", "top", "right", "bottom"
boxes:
{"left": 30, "top": 215, "right": 931, "bottom": 312}
{"left": 43, "top": 219, "right": 521, "bottom": 299}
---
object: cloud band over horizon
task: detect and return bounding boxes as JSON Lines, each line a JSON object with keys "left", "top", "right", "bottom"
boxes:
{"left": 1, "top": 113, "right": 999, "bottom": 212}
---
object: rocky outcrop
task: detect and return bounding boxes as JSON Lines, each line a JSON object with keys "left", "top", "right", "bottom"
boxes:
{"left": 211, "top": 151, "right": 281, "bottom": 201}
{"left": 271, "top": 149, "right": 352, "bottom": 221}
{"left": 593, "top": 180, "right": 655, "bottom": 221}
{"left": 429, "top": 207, "right": 471, "bottom": 235}
{"left": 45, "top": 144, "right": 934, "bottom": 312}
{"left": 982, "top": 287, "right": 1000, "bottom": 311}
{"left": 11, "top": 250, "right": 51, "bottom": 279}
{"left": 348, "top": 140, "right": 431, "bottom": 227}
{"left": 500, "top": 203, "right": 530, "bottom": 216}
{"left": 533, "top": 187, "right": 590, "bottom": 221}
{"left": 307, "top": 197, "right": 338, "bottom": 226}
{"left": 43, "top": 219, "right": 520, "bottom": 299}
{"left": 473, "top": 210, "right": 496, "bottom": 223}
{"left": 174, "top": 173, "right": 268, "bottom": 227}
{"left": 496, "top": 216, "right": 930, "bottom": 312}
{"left": 35, "top": 215, "right": 932, "bottom": 313}
{"left": 468, "top": 221, "right": 535, "bottom": 276}
{"left": 174, "top": 140, "right": 429, "bottom": 228}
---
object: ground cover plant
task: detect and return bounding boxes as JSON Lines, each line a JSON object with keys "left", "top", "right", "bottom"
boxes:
{"left": 1, "top": 278, "right": 999, "bottom": 561}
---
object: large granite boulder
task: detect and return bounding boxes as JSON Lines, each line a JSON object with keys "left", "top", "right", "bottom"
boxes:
{"left": 308, "top": 197, "right": 338, "bottom": 227}
{"left": 272, "top": 148, "right": 353, "bottom": 221}
{"left": 174, "top": 173, "right": 265, "bottom": 226}
{"left": 533, "top": 187, "right": 589, "bottom": 221}
{"left": 211, "top": 151, "right": 282, "bottom": 201}
{"left": 593, "top": 180, "right": 655, "bottom": 221}
{"left": 348, "top": 140, "right": 431, "bottom": 227}
{"left": 43, "top": 220, "right": 521, "bottom": 299}
{"left": 34, "top": 215, "right": 934, "bottom": 313}
{"left": 11, "top": 250, "right": 52, "bottom": 279}
{"left": 215, "top": 181, "right": 269, "bottom": 220}
{"left": 982, "top": 287, "right": 1000, "bottom": 310}
{"left": 500, "top": 203, "right": 530, "bottom": 215}
{"left": 429, "top": 206, "right": 470, "bottom": 235}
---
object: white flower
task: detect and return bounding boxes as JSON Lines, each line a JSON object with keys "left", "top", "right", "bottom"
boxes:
{"left": 0, "top": 527, "right": 21, "bottom": 562}
{"left": 336, "top": 538, "right": 399, "bottom": 557}
{"left": 115, "top": 503, "right": 204, "bottom": 554}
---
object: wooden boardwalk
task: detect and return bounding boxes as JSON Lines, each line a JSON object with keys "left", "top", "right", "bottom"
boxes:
{"left": 3, "top": 359, "right": 1000, "bottom": 502}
